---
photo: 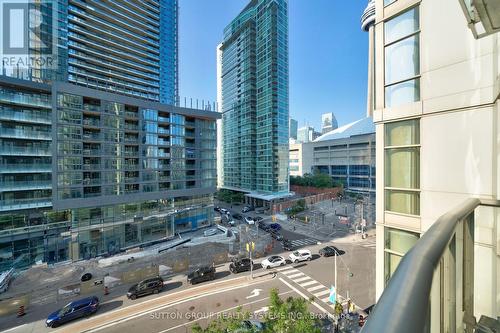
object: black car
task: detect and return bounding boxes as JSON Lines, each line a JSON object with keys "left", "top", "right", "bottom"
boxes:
{"left": 229, "top": 258, "right": 253, "bottom": 274}
{"left": 269, "top": 223, "right": 281, "bottom": 231}
{"left": 233, "top": 213, "right": 243, "bottom": 220}
{"left": 282, "top": 239, "right": 293, "bottom": 251}
{"left": 214, "top": 206, "right": 220, "bottom": 212}
{"left": 253, "top": 216, "right": 263, "bottom": 222}
{"left": 187, "top": 266, "right": 216, "bottom": 285}
{"left": 257, "top": 221, "right": 270, "bottom": 231}
{"left": 319, "top": 246, "right": 342, "bottom": 257}
{"left": 270, "top": 230, "right": 283, "bottom": 241}
{"left": 127, "top": 276, "right": 164, "bottom": 300}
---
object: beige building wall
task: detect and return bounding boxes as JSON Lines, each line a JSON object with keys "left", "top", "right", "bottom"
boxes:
{"left": 373, "top": 0, "right": 500, "bottom": 324}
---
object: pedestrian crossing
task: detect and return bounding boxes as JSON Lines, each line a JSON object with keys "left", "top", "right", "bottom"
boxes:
{"left": 287, "top": 238, "right": 319, "bottom": 248}
{"left": 277, "top": 265, "right": 356, "bottom": 313}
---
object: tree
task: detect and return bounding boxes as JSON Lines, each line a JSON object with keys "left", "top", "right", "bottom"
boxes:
{"left": 264, "top": 288, "right": 321, "bottom": 333}
{"left": 191, "top": 307, "right": 252, "bottom": 333}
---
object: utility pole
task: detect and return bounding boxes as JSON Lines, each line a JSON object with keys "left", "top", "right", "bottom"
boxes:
{"left": 335, "top": 248, "right": 338, "bottom": 302}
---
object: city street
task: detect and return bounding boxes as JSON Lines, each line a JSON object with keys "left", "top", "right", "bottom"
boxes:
{"left": 0, "top": 239, "right": 375, "bottom": 333}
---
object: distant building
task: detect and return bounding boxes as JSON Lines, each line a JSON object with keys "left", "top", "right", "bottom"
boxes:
{"left": 297, "top": 126, "right": 321, "bottom": 143}
{"left": 290, "top": 117, "right": 375, "bottom": 194}
{"left": 321, "top": 112, "right": 339, "bottom": 134}
{"left": 289, "top": 118, "right": 298, "bottom": 140}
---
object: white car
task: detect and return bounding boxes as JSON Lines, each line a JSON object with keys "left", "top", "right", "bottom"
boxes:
{"left": 261, "top": 255, "right": 286, "bottom": 269}
{"left": 288, "top": 249, "right": 312, "bottom": 263}
{"left": 244, "top": 216, "right": 255, "bottom": 225}
{"left": 220, "top": 208, "right": 228, "bottom": 214}
{"left": 227, "top": 220, "right": 235, "bottom": 226}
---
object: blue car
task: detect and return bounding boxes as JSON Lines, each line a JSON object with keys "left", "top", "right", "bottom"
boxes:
{"left": 269, "top": 223, "right": 281, "bottom": 231}
{"left": 46, "top": 296, "right": 99, "bottom": 328}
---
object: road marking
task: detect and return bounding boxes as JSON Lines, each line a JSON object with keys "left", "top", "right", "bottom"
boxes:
{"left": 299, "top": 280, "right": 317, "bottom": 287}
{"left": 156, "top": 291, "right": 294, "bottom": 333}
{"left": 287, "top": 272, "right": 304, "bottom": 279}
{"left": 293, "top": 276, "right": 311, "bottom": 283}
{"left": 322, "top": 297, "right": 331, "bottom": 303}
{"left": 307, "top": 285, "right": 324, "bottom": 292}
{"left": 314, "top": 289, "right": 330, "bottom": 297}
{"left": 278, "top": 278, "right": 334, "bottom": 320}
{"left": 1, "top": 324, "right": 27, "bottom": 333}
{"left": 276, "top": 266, "right": 294, "bottom": 272}
{"left": 281, "top": 269, "right": 300, "bottom": 276}
{"left": 254, "top": 306, "right": 269, "bottom": 314}
{"left": 246, "top": 288, "right": 263, "bottom": 299}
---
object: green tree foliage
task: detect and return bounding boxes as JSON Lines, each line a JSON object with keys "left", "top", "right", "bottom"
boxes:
{"left": 263, "top": 288, "right": 321, "bottom": 333}
{"left": 290, "top": 172, "right": 335, "bottom": 188}
{"left": 216, "top": 189, "right": 244, "bottom": 204}
{"left": 191, "top": 307, "right": 253, "bottom": 333}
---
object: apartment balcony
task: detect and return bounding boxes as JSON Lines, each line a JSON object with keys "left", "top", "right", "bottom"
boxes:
{"left": 0, "top": 109, "right": 51, "bottom": 124}
{"left": 363, "top": 198, "right": 500, "bottom": 333}
{"left": 83, "top": 163, "right": 101, "bottom": 170}
{"left": 82, "top": 118, "right": 101, "bottom": 127}
{"left": 82, "top": 148, "right": 102, "bottom": 156}
{"left": 158, "top": 116, "right": 170, "bottom": 123}
{"left": 0, "top": 128, "right": 51, "bottom": 140}
{"left": 82, "top": 178, "right": 101, "bottom": 186}
{"left": 0, "top": 198, "right": 51, "bottom": 212}
{"left": 0, "top": 146, "right": 51, "bottom": 156}
{"left": 124, "top": 164, "right": 139, "bottom": 171}
{"left": 83, "top": 132, "right": 102, "bottom": 141}
{"left": 0, "top": 164, "right": 52, "bottom": 173}
{"left": 0, "top": 180, "right": 51, "bottom": 191}
{"left": 125, "top": 111, "right": 138, "bottom": 119}
{"left": 0, "top": 92, "right": 51, "bottom": 109}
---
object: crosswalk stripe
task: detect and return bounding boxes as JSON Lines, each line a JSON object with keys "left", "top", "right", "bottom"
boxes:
{"left": 288, "top": 272, "right": 304, "bottom": 279}
{"left": 281, "top": 269, "right": 300, "bottom": 275}
{"left": 293, "top": 276, "right": 311, "bottom": 283}
{"left": 314, "top": 289, "right": 330, "bottom": 297}
{"left": 307, "top": 285, "right": 324, "bottom": 292}
{"left": 276, "top": 266, "right": 295, "bottom": 272}
{"left": 299, "top": 280, "right": 317, "bottom": 287}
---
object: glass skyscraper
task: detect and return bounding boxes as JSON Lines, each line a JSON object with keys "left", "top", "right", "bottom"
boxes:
{"left": 219, "top": 0, "right": 289, "bottom": 204}
{"left": 0, "top": 1, "right": 217, "bottom": 270}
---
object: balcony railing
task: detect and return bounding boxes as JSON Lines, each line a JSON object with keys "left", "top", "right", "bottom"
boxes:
{"left": 0, "top": 198, "right": 51, "bottom": 212}
{"left": 0, "top": 180, "right": 51, "bottom": 191}
{"left": 363, "top": 198, "right": 499, "bottom": 333}
{"left": 0, "top": 146, "right": 51, "bottom": 156}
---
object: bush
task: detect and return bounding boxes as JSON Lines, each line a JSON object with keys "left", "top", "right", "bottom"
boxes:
{"left": 290, "top": 172, "right": 335, "bottom": 188}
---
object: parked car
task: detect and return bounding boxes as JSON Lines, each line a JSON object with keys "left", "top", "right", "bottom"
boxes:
{"left": 127, "top": 276, "right": 164, "bottom": 300}
{"left": 204, "top": 228, "right": 218, "bottom": 237}
{"left": 288, "top": 249, "right": 312, "bottom": 263}
{"left": 244, "top": 216, "right": 255, "bottom": 225}
{"left": 258, "top": 221, "right": 270, "bottom": 231}
{"left": 80, "top": 272, "right": 92, "bottom": 282}
{"left": 242, "top": 206, "right": 254, "bottom": 213}
{"left": 319, "top": 246, "right": 342, "bottom": 257}
{"left": 46, "top": 296, "right": 99, "bottom": 328}
{"left": 261, "top": 255, "right": 286, "bottom": 269}
{"left": 187, "top": 266, "right": 216, "bottom": 285}
{"left": 227, "top": 220, "right": 235, "bottom": 226}
{"left": 214, "top": 206, "right": 221, "bottom": 212}
{"left": 229, "top": 258, "right": 253, "bottom": 273}
{"left": 282, "top": 239, "right": 293, "bottom": 251}
{"left": 233, "top": 213, "right": 243, "bottom": 220}
{"left": 270, "top": 230, "right": 283, "bottom": 241}
{"left": 269, "top": 223, "right": 281, "bottom": 231}
{"left": 220, "top": 208, "right": 229, "bottom": 214}
{"left": 253, "top": 216, "right": 263, "bottom": 222}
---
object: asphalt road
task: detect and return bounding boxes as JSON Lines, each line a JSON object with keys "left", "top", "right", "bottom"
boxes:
{"left": 1, "top": 240, "right": 374, "bottom": 333}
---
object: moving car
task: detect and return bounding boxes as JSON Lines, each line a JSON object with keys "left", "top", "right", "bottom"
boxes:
{"left": 261, "top": 255, "right": 286, "bottom": 269}
{"left": 244, "top": 216, "right": 255, "bottom": 225}
{"left": 127, "top": 276, "right": 164, "bottom": 300}
{"left": 269, "top": 223, "right": 281, "bottom": 231}
{"left": 242, "top": 206, "right": 254, "bottom": 213}
{"left": 229, "top": 258, "right": 253, "bottom": 273}
{"left": 204, "top": 228, "right": 218, "bottom": 237}
{"left": 288, "top": 249, "right": 312, "bottom": 263}
{"left": 319, "top": 246, "right": 342, "bottom": 257}
{"left": 46, "top": 296, "right": 99, "bottom": 328}
{"left": 270, "top": 230, "right": 283, "bottom": 241}
{"left": 187, "top": 266, "right": 216, "bottom": 285}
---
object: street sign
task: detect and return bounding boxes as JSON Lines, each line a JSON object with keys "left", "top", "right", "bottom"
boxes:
{"left": 329, "top": 285, "right": 336, "bottom": 303}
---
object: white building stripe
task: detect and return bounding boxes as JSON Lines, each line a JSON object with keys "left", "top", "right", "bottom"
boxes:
{"left": 307, "top": 285, "right": 325, "bottom": 292}
{"left": 314, "top": 289, "right": 330, "bottom": 297}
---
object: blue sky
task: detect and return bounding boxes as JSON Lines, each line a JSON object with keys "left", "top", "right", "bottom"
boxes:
{"left": 179, "top": 0, "right": 368, "bottom": 131}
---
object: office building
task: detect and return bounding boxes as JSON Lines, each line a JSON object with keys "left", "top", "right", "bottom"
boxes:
{"left": 218, "top": 0, "right": 290, "bottom": 207}
{"left": 289, "top": 118, "right": 298, "bottom": 140}
{"left": 289, "top": 117, "right": 375, "bottom": 194}
{"left": 0, "top": 1, "right": 218, "bottom": 270}
{"left": 321, "top": 112, "right": 338, "bottom": 134}
{"left": 363, "top": 0, "right": 500, "bottom": 331}
{"left": 297, "top": 126, "right": 320, "bottom": 143}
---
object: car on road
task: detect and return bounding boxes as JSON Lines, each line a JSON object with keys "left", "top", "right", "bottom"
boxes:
{"left": 233, "top": 213, "right": 243, "bottom": 220}
{"left": 46, "top": 296, "right": 99, "bottom": 328}
{"left": 204, "top": 228, "right": 218, "bottom": 237}
{"left": 127, "top": 276, "right": 164, "bottom": 300}
{"left": 80, "top": 272, "right": 92, "bottom": 282}
{"left": 242, "top": 206, "right": 254, "bottom": 213}
{"left": 257, "top": 221, "right": 270, "bottom": 231}
{"left": 227, "top": 220, "right": 235, "bottom": 226}
{"left": 187, "top": 266, "right": 216, "bottom": 285}
{"left": 288, "top": 249, "right": 312, "bottom": 263}
{"left": 229, "top": 258, "right": 253, "bottom": 274}
{"left": 269, "top": 223, "right": 281, "bottom": 231}
{"left": 270, "top": 230, "right": 283, "bottom": 241}
{"left": 220, "top": 208, "right": 229, "bottom": 214}
{"left": 253, "top": 216, "right": 263, "bottom": 222}
{"left": 282, "top": 239, "right": 293, "bottom": 251}
{"left": 214, "top": 206, "right": 220, "bottom": 212}
{"left": 319, "top": 246, "right": 342, "bottom": 257}
{"left": 261, "top": 255, "right": 286, "bottom": 269}
{"left": 244, "top": 216, "right": 255, "bottom": 225}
